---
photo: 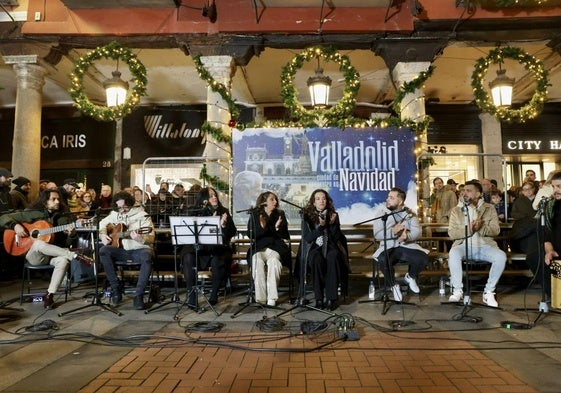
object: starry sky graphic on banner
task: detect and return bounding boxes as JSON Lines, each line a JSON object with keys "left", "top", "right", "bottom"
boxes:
{"left": 232, "top": 127, "right": 417, "bottom": 226}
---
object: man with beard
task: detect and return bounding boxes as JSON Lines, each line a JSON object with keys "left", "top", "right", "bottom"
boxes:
{"left": 447, "top": 180, "right": 506, "bottom": 307}
{"left": 0, "top": 189, "right": 93, "bottom": 308}
{"left": 0, "top": 167, "right": 14, "bottom": 215}
{"left": 10, "top": 176, "right": 31, "bottom": 210}
{"left": 373, "top": 187, "right": 429, "bottom": 302}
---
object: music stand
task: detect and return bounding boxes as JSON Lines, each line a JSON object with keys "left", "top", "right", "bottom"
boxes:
{"left": 170, "top": 216, "right": 222, "bottom": 319}
{"left": 59, "top": 224, "right": 123, "bottom": 317}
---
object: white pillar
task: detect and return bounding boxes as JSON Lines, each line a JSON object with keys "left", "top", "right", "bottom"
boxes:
{"left": 479, "top": 113, "right": 504, "bottom": 189}
{"left": 199, "top": 55, "right": 236, "bottom": 161}
{"left": 3, "top": 55, "right": 47, "bottom": 201}
{"left": 392, "top": 61, "right": 431, "bottom": 218}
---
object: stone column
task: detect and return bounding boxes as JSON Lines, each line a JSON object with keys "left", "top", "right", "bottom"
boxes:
{"left": 3, "top": 55, "right": 47, "bottom": 201}
{"left": 479, "top": 113, "right": 504, "bottom": 189}
{"left": 392, "top": 61, "right": 431, "bottom": 219}
{"left": 199, "top": 55, "right": 236, "bottom": 190}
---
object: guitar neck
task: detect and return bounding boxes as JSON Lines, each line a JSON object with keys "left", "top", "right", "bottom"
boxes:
{"left": 36, "top": 222, "right": 75, "bottom": 237}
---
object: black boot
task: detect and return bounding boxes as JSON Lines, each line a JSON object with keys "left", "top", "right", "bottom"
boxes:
{"left": 133, "top": 295, "right": 145, "bottom": 310}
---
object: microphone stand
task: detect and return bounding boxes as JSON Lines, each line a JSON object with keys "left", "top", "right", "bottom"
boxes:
{"left": 231, "top": 205, "right": 269, "bottom": 318}
{"left": 442, "top": 202, "right": 500, "bottom": 323}
{"left": 274, "top": 198, "right": 336, "bottom": 318}
{"left": 357, "top": 209, "right": 415, "bottom": 318}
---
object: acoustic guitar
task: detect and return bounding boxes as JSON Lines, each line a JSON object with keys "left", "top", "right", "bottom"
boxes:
{"left": 106, "top": 223, "right": 153, "bottom": 248}
{"left": 3, "top": 219, "right": 95, "bottom": 257}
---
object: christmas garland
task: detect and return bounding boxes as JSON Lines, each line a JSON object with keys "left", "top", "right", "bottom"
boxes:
{"left": 280, "top": 46, "right": 360, "bottom": 125}
{"left": 193, "top": 56, "right": 241, "bottom": 122}
{"left": 472, "top": 46, "right": 549, "bottom": 123}
{"left": 493, "top": 0, "right": 548, "bottom": 6}
{"left": 392, "top": 66, "right": 435, "bottom": 116}
{"left": 69, "top": 41, "right": 147, "bottom": 121}
{"left": 199, "top": 164, "right": 229, "bottom": 192}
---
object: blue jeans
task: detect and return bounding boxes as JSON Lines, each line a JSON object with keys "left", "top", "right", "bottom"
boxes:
{"left": 99, "top": 245, "right": 153, "bottom": 297}
{"left": 448, "top": 243, "right": 506, "bottom": 293}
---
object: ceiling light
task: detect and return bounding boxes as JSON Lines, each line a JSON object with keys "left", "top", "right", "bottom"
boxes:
{"left": 307, "top": 58, "right": 332, "bottom": 108}
{"left": 489, "top": 66, "right": 514, "bottom": 107}
{"left": 103, "top": 70, "right": 129, "bottom": 107}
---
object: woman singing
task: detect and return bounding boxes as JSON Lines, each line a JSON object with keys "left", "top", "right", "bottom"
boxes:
{"left": 247, "top": 191, "right": 291, "bottom": 307}
{"left": 180, "top": 187, "right": 237, "bottom": 307}
{"left": 300, "top": 189, "right": 348, "bottom": 311}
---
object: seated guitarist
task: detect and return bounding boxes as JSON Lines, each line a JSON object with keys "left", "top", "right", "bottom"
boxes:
{"left": 98, "top": 191, "right": 155, "bottom": 310}
{"left": 0, "top": 188, "right": 93, "bottom": 309}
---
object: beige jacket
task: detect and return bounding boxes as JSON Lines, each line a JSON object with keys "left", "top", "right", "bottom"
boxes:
{"left": 448, "top": 198, "right": 500, "bottom": 248}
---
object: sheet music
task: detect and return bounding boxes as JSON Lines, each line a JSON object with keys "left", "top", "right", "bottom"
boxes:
{"left": 169, "top": 216, "right": 222, "bottom": 245}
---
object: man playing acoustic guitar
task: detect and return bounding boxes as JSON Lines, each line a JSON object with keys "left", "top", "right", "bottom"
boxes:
{"left": 98, "top": 191, "right": 154, "bottom": 310}
{"left": 0, "top": 188, "right": 94, "bottom": 309}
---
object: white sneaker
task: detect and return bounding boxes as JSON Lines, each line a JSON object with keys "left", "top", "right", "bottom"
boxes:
{"left": 267, "top": 299, "right": 276, "bottom": 307}
{"left": 448, "top": 289, "right": 463, "bottom": 302}
{"left": 391, "top": 284, "right": 403, "bottom": 302}
{"left": 482, "top": 292, "right": 498, "bottom": 307}
{"left": 404, "top": 273, "right": 420, "bottom": 294}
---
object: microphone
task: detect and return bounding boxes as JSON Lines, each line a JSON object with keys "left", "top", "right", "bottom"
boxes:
{"left": 538, "top": 195, "right": 550, "bottom": 210}
{"left": 235, "top": 202, "right": 267, "bottom": 214}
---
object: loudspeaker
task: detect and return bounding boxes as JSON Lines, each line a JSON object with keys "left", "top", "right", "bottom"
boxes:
{"left": 71, "top": 258, "right": 95, "bottom": 283}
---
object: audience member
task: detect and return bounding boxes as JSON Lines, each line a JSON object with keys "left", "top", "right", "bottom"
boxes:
{"left": 480, "top": 178, "right": 492, "bottom": 203}
{"left": 490, "top": 190, "right": 506, "bottom": 222}
{"left": 430, "top": 177, "right": 457, "bottom": 223}
{"left": 95, "top": 184, "right": 113, "bottom": 209}
{"left": 0, "top": 168, "right": 14, "bottom": 215}
{"left": 58, "top": 178, "right": 79, "bottom": 206}
{"left": 10, "top": 176, "right": 31, "bottom": 210}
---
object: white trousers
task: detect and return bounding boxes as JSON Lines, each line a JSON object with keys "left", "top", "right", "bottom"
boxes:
{"left": 252, "top": 248, "right": 282, "bottom": 303}
{"left": 26, "top": 240, "right": 72, "bottom": 294}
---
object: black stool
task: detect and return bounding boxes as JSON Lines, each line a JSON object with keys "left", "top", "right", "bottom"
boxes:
{"left": 20, "top": 262, "right": 71, "bottom": 305}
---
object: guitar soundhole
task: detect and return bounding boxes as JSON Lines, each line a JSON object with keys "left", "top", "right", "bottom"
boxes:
{"left": 30, "top": 229, "right": 40, "bottom": 238}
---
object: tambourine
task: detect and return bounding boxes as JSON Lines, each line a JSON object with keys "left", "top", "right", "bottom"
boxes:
{"left": 551, "top": 259, "right": 561, "bottom": 279}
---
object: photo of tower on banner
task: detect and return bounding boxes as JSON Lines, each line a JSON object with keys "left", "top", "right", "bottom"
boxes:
{"left": 232, "top": 127, "right": 418, "bottom": 226}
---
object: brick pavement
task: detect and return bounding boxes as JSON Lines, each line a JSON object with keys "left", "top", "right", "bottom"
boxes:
{"left": 77, "top": 327, "right": 537, "bottom": 393}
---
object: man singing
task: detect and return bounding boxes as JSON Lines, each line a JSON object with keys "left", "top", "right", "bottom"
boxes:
{"left": 447, "top": 180, "right": 506, "bottom": 307}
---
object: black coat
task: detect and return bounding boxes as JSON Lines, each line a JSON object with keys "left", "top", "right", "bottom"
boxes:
{"left": 296, "top": 212, "right": 350, "bottom": 295}
{"left": 246, "top": 208, "right": 291, "bottom": 268}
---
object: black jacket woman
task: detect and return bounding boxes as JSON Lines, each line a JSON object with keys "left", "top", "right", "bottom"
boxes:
{"left": 180, "top": 187, "right": 237, "bottom": 307}
{"left": 247, "top": 191, "right": 291, "bottom": 307}
{"left": 299, "top": 189, "right": 348, "bottom": 311}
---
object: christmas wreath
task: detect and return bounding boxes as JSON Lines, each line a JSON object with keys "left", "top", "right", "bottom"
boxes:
{"left": 69, "top": 41, "right": 147, "bottom": 121}
{"left": 472, "top": 46, "right": 549, "bottom": 123}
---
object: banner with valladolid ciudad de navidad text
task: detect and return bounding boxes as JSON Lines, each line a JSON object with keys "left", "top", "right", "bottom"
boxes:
{"left": 232, "top": 127, "right": 417, "bottom": 226}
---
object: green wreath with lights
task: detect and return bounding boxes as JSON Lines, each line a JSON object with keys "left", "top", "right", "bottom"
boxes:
{"left": 472, "top": 46, "right": 549, "bottom": 123}
{"left": 280, "top": 46, "right": 360, "bottom": 126}
{"left": 69, "top": 41, "right": 147, "bottom": 121}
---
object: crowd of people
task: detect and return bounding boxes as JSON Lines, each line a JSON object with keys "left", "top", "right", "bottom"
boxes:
{"left": 1, "top": 165, "right": 560, "bottom": 312}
